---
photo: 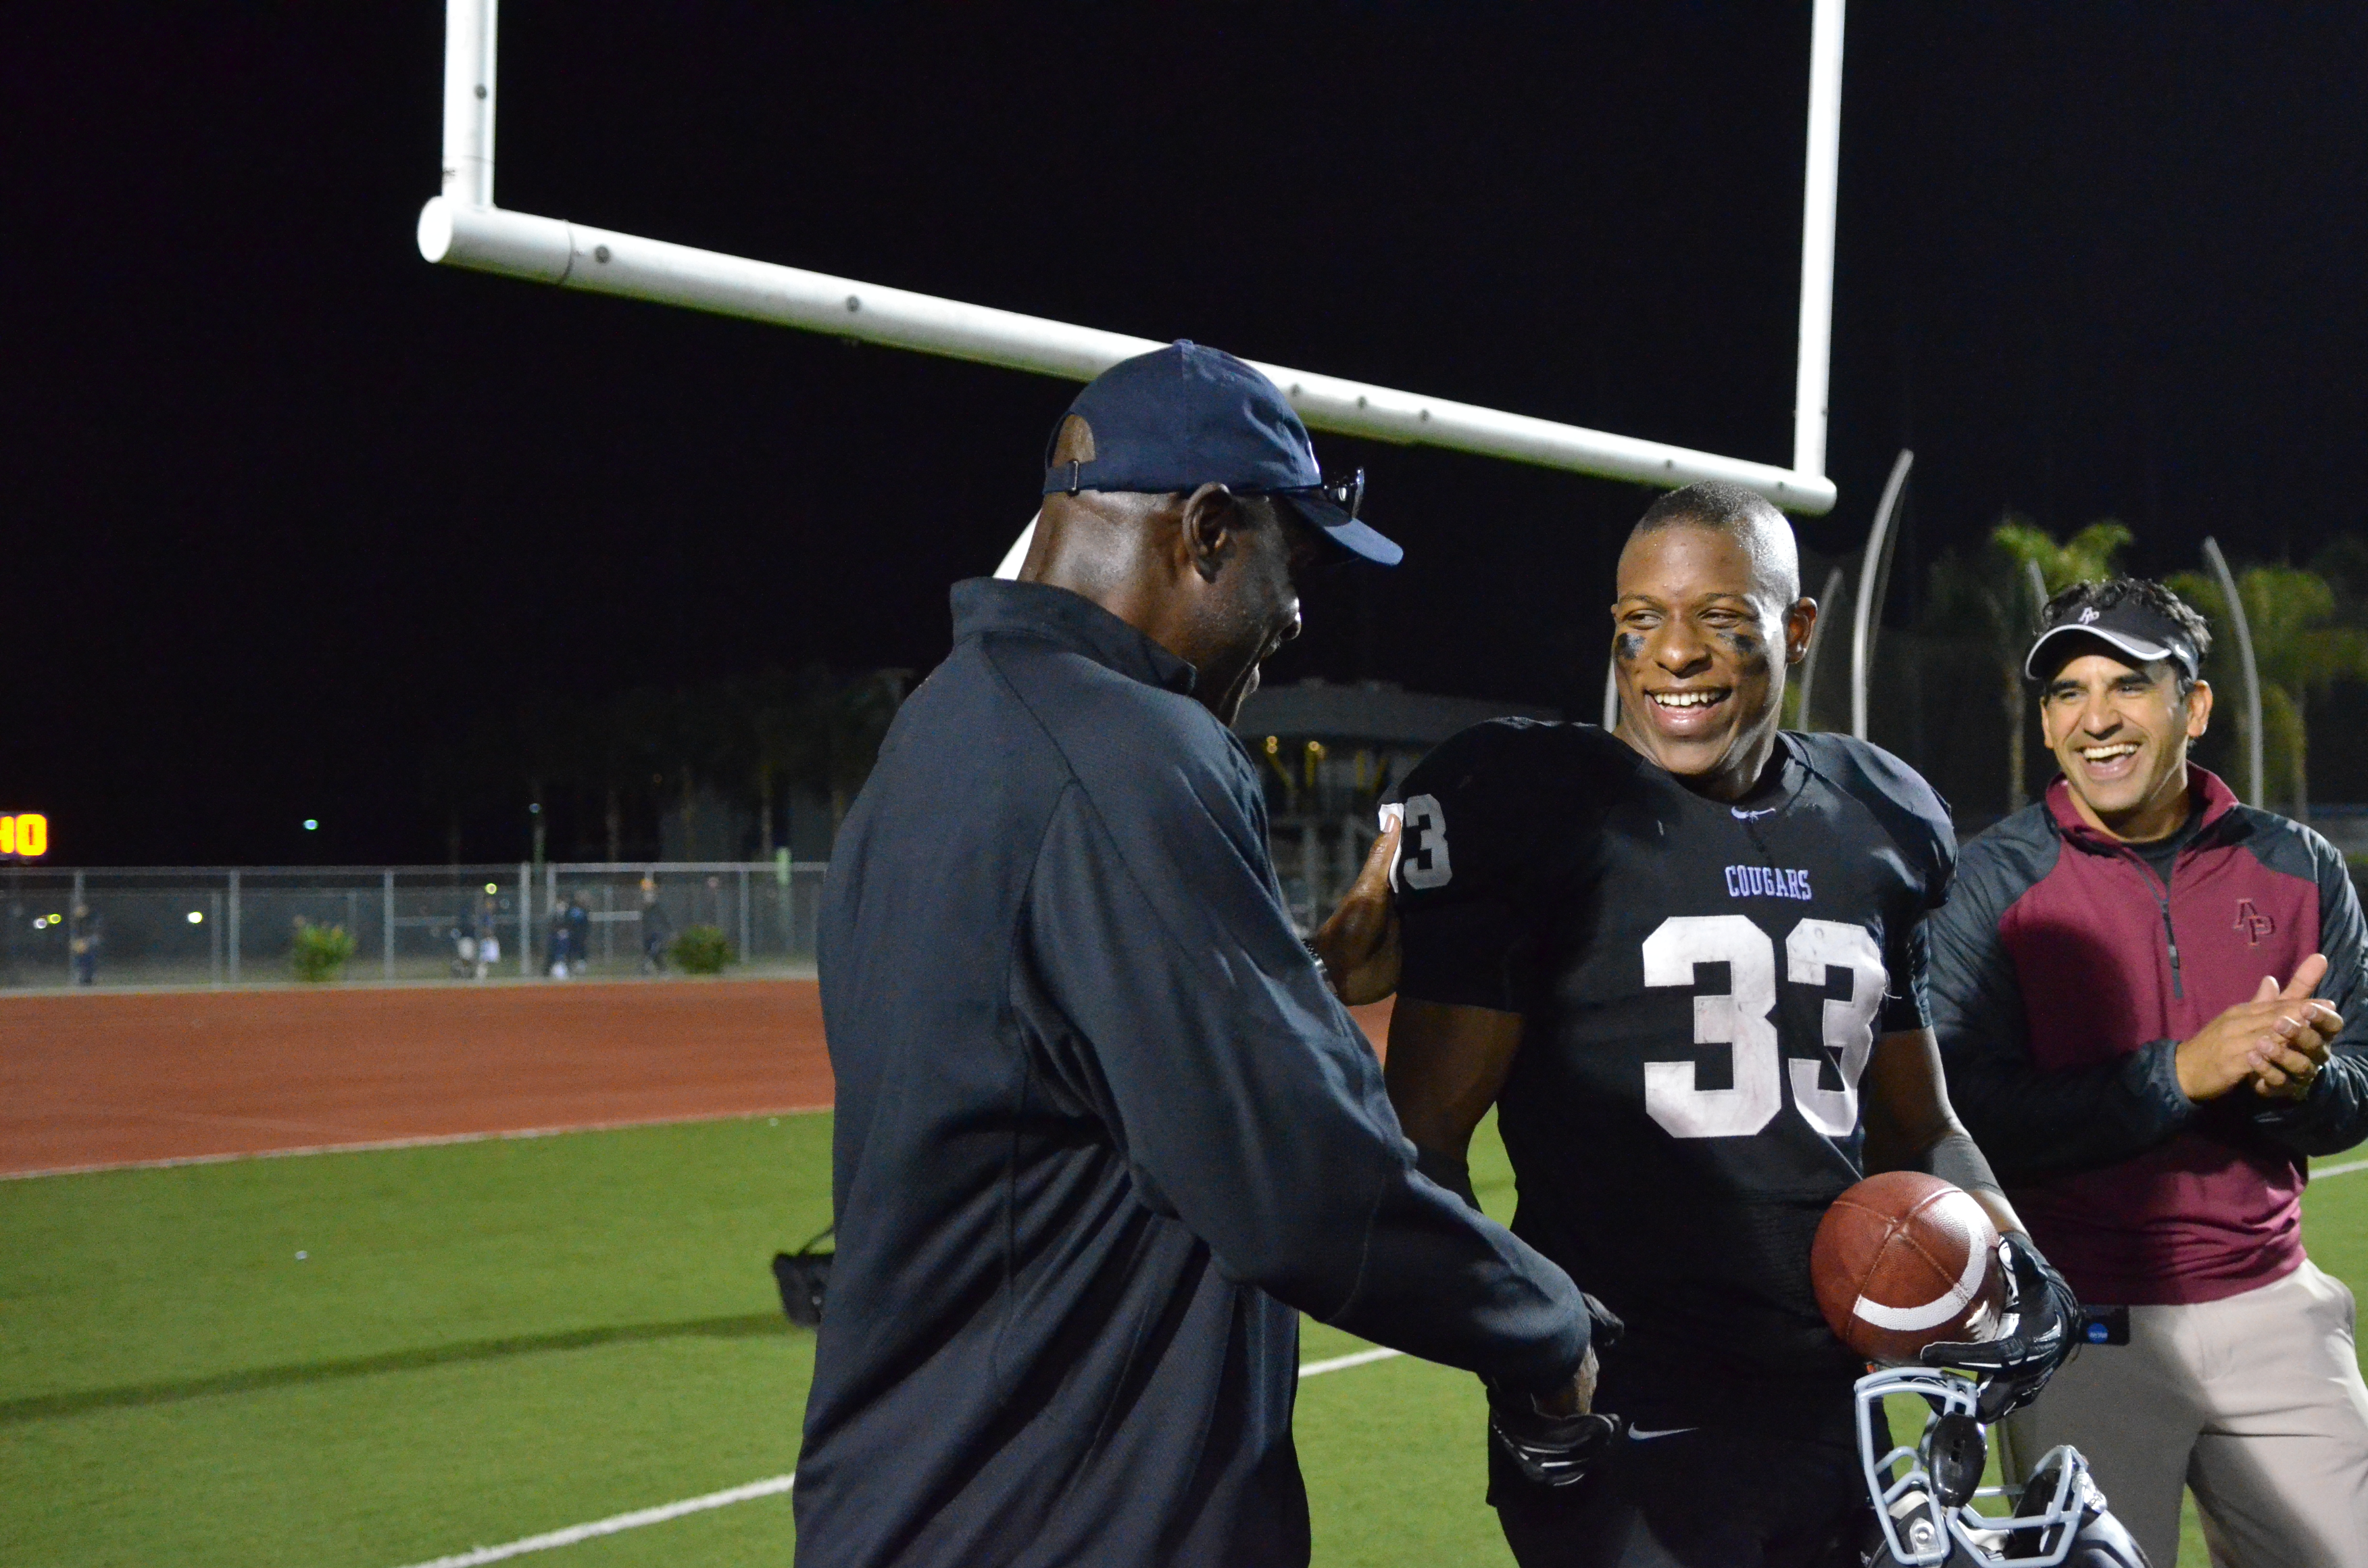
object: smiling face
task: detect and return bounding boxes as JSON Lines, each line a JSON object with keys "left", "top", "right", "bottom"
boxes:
{"left": 2037, "top": 648, "right": 2210, "bottom": 840}
{"left": 1610, "top": 522, "right": 1816, "bottom": 800}
{"left": 1189, "top": 496, "right": 1320, "bottom": 725}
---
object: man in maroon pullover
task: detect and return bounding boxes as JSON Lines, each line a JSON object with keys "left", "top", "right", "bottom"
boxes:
{"left": 1930, "top": 577, "right": 2368, "bottom": 1568}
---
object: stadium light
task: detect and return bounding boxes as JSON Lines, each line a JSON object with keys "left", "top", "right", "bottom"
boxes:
{"left": 415, "top": 0, "right": 1845, "bottom": 518}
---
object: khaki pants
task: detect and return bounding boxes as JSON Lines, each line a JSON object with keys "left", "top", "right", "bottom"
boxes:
{"left": 1999, "top": 1259, "right": 2368, "bottom": 1568}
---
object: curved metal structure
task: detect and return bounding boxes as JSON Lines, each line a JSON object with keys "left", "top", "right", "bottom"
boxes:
{"left": 1849, "top": 449, "right": 1914, "bottom": 740}
{"left": 2201, "top": 537, "right": 2266, "bottom": 805}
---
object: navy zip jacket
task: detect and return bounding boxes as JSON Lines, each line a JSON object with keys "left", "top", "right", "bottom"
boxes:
{"left": 794, "top": 579, "right": 1586, "bottom": 1568}
{"left": 1929, "top": 769, "right": 2368, "bottom": 1306}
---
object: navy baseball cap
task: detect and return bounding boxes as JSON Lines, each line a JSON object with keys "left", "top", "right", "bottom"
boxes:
{"left": 1042, "top": 341, "right": 1403, "bottom": 566}
{"left": 2025, "top": 596, "right": 2203, "bottom": 682}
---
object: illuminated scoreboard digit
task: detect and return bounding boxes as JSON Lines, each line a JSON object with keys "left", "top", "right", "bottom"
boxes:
{"left": 0, "top": 813, "right": 49, "bottom": 858}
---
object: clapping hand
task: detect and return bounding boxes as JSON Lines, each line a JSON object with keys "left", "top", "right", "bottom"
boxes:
{"left": 2173, "top": 954, "right": 2341, "bottom": 1103}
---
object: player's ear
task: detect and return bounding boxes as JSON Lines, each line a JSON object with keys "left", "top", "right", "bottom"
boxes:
{"left": 2183, "top": 677, "right": 2213, "bottom": 739}
{"left": 1782, "top": 596, "right": 1818, "bottom": 666}
{"left": 1177, "top": 484, "right": 1243, "bottom": 585}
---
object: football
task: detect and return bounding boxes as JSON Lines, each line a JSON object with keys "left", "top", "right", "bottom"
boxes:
{"left": 1812, "top": 1171, "right": 2008, "bottom": 1365}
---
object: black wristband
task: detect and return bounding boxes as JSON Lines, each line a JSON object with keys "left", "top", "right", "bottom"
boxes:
{"left": 1413, "top": 1143, "right": 1480, "bottom": 1210}
{"left": 1924, "top": 1130, "right": 2006, "bottom": 1205}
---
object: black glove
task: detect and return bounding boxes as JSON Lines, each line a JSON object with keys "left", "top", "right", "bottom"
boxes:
{"left": 1919, "top": 1231, "right": 2079, "bottom": 1422}
{"left": 1487, "top": 1293, "right": 1627, "bottom": 1488}
{"left": 1488, "top": 1391, "right": 1626, "bottom": 1488}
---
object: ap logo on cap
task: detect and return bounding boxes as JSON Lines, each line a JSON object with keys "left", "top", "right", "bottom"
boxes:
{"left": 2078, "top": 607, "right": 2101, "bottom": 624}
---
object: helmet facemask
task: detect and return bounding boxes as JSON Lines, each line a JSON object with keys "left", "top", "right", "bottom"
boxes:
{"left": 1854, "top": 1366, "right": 2113, "bottom": 1568}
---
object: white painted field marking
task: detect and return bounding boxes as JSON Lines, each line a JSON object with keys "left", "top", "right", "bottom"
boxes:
{"left": 1298, "top": 1345, "right": 1406, "bottom": 1378}
{"left": 389, "top": 1472, "right": 797, "bottom": 1568}
{"left": 1, "top": 1104, "right": 831, "bottom": 1183}
{"left": 385, "top": 1346, "right": 1411, "bottom": 1567}
{"left": 2316, "top": 1158, "right": 2368, "bottom": 1178}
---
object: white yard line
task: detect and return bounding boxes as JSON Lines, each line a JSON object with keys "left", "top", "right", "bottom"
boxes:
{"left": 2316, "top": 1157, "right": 2368, "bottom": 1178}
{"left": 386, "top": 1344, "right": 1412, "bottom": 1568}
{"left": 0, "top": 1105, "right": 830, "bottom": 1183}
{"left": 389, "top": 1473, "right": 799, "bottom": 1568}
{"left": 1298, "top": 1345, "right": 1407, "bottom": 1378}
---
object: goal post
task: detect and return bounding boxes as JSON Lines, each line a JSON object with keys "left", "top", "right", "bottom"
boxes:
{"left": 416, "top": 0, "right": 1848, "bottom": 518}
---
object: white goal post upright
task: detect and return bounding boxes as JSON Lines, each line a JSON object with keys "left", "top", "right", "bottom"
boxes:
{"left": 417, "top": 0, "right": 1845, "bottom": 521}
{"left": 1794, "top": 0, "right": 1846, "bottom": 483}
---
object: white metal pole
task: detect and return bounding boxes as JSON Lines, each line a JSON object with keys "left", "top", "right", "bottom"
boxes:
{"left": 2201, "top": 538, "right": 2264, "bottom": 805}
{"left": 1849, "top": 448, "right": 1912, "bottom": 740}
{"left": 518, "top": 861, "right": 530, "bottom": 977}
{"left": 994, "top": 514, "right": 1037, "bottom": 580}
{"left": 1793, "top": 0, "right": 1847, "bottom": 479}
{"left": 441, "top": 0, "right": 496, "bottom": 208}
{"left": 416, "top": 202, "right": 1837, "bottom": 515}
{"left": 1601, "top": 661, "right": 1619, "bottom": 732}
{"left": 227, "top": 870, "right": 241, "bottom": 984}
{"left": 383, "top": 870, "right": 396, "bottom": 981}
{"left": 422, "top": 0, "right": 1842, "bottom": 514}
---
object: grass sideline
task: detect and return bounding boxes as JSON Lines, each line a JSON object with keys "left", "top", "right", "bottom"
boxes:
{"left": 3, "top": 1116, "right": 2361, "bottom": 1566}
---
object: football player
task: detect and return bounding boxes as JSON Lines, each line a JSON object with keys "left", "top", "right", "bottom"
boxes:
{"left": 1385, "top": 482, "right": 2082, "bottom": 1568}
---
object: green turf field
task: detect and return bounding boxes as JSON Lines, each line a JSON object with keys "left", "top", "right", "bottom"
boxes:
{"left": 3, "top": 1116, "right": 2360, "bottom": 1567}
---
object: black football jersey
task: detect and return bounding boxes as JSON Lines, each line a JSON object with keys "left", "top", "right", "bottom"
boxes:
{"left": 1393, "top": 721, "right": 1955, "bottom": 1417}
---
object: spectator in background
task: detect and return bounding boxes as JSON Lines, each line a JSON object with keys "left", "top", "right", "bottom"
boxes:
{"left": 548, "top": 893, "right": 575, "bottom": 978}
{"left": 68, "top": 902, "right": 100, "bottom": 986}
{"left": 1929, "top": 578, "right": 2368, "bottom": 1568}
{"left": 565, "top": 895, "right": 590, "bottom": 976}
{"left": 638, "top": 877, "right": 671, "bottom": 974}
{"left": 471, "top": 895, "right": 501, "bottom": 981}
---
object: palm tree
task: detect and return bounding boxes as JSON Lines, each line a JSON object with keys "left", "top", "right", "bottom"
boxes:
{"left": 2166, "top": 563, "right": 2368, "bottom": 821}
{"left": 1992, "top": 519, "right": 2132, "bottom": 598}
{"left": 1924, "top": 518, "right": 2130, "bottom": 811}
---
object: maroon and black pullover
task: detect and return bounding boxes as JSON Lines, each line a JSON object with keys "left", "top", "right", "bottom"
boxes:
{"left": 1928, "top": 768, "right": 2368, "bottom": 1306}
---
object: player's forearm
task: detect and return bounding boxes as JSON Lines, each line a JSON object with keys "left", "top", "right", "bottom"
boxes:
{"left": 1862, "top": 1028, "right": 2026, "bottom": 1235}
{"left": 1382, "top": 998, "right": 1522, "bottom": 1159}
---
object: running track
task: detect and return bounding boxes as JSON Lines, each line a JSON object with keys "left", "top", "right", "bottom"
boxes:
{"left": 0, "top": 980, "right": 1394, "bottom": 1178}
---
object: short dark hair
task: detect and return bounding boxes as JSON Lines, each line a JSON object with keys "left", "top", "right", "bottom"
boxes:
{"left": 2038, "top": 577, "right": 2212, "bottom": 693}
{"left": 1633, "top": 479, "right": 1784, "bottom": 537}
{"left": 1626, "top": 481, "right": 1800, "bottom": 602}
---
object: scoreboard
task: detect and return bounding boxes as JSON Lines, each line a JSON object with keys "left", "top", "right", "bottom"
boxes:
{"left": 0, "top": 813, "right": 49, "bottom": 858}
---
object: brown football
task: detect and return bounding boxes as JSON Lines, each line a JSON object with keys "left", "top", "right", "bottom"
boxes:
{"left": 1812, "top": 1171, "right": 2008, "bottom": 1365}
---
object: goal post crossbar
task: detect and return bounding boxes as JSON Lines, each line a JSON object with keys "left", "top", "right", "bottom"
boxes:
{"left": 418, "top": 0, "right": 1843, "bottom": 516}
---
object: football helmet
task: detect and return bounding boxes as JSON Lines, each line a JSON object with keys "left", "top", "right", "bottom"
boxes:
{"left": 1852, "top": 1365, "right": 2150, "bottom": 1568}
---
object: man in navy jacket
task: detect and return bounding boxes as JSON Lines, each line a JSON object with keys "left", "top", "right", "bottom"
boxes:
{"left": 1930, "top": 577, "right": 2368, "bottom": 1568}
{"left": 794, "top": 344, "right": 1596, "bottom": 1568}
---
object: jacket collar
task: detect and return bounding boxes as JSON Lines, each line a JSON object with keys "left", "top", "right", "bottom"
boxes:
{"left": 950, "top": 577, "right": 1198, "bottom": 698}
{"left": 2044, "top": 764, "right": 2242, "bottom": 855}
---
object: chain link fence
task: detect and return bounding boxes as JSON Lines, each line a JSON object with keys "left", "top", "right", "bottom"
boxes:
{"left": 0, "top": 862, "right": 827, "bottom": 991}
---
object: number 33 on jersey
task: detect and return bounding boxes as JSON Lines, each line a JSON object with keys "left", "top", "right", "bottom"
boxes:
{"left": 1391, "top": 722, "right": 1954, "bottom": 1159}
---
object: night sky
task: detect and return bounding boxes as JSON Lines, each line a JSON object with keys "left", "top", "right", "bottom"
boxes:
{"left": 12, "top": 3, "right": 2364, "bottom": 865}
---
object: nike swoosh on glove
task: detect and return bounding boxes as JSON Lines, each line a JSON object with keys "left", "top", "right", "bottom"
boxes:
{"left": 1486, "top": 1292, "right": 1628, "bottom": 1488}
{"left": 1918, "top": 1231, "right": 2080, "bottom": 1422}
